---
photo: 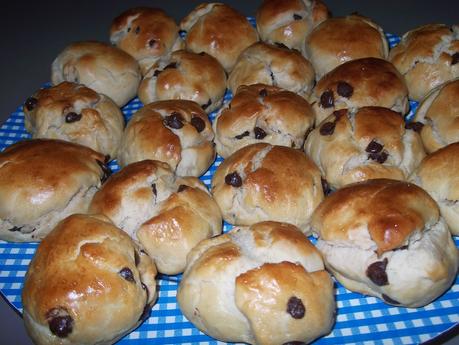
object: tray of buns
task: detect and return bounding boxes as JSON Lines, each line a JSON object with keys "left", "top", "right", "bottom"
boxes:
{"left": 1, "top": 2, "right": 459, "bottom": 345}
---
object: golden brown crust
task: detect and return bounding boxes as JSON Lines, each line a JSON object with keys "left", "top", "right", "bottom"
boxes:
{"left": 110, "top": 7, "right": 183, "bottom": 75}
{"left": 228, "top": 42, "right": 315, "bottom": 97}
{"left": 306, "top": 15, "right": 389, "bottom": 79}
{"left": 180, "top": 3, "right": 259, "bottom": 72}
{"left": 22, "top": 214, "right": 157, "bottom": 345}
{"left": 256, "top": 0, "right": 329, "bottom": 50}
{"left": 138, "top": 50, "right": 227, "bottom": 113}
{"left": 312, "top": 179, "right": 439, "bottom": 254}
{"left": 311, "top": 58, "right": 409, "bottom": 123}
{"left": 389, "top": 24, "right": 459, "bottom": 101}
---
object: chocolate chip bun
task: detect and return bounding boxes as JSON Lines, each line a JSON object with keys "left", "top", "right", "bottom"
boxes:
{"left": 180, "top": 3, "right": 259, "bottom": 72}
{"left": 214, "top": 84, "right": 315, "bottom": 158}
{"left": 110, "top": 7, "right": 184, "bottom": 75}
{"left": 304, "top": 107, "right": 426, "bottom": 190}
{"left": 0, "top": 139, "right": 110, "bottom": 242}
{"left": 22, "top": 214, "right": 157, "bottom": 345}
{"left": 256, "top": 0, "right": 329, "bottom": 51}
{"left": 138, "top": 50, "right": 227, "bottom": 113}
{"left": 312, "top": 179, "right": 459, "bottom": 308}
{"left": 211, "top": 143, "right": 323, "bottom": 233}
{"left": 177, "top": 221, "right": 335, "bottom": 345}
{"left": 389, "top": 24, "right": 459, "bottom": 101}
{"left": 311, "top": 57, "right": 409, "bottom": 124}
{"left": 89, "top": 160, "right": 222, "bottom": 275}
{"left": 412, "top": 78, "right": 459, "bottom": 153}
{"left": 23, "top": 82, "right": 124, "bottom": 158}
{"left": 411, "top": 143, "right": 459, "bottom": 235}
{"left": 51, "top": 41, "right": 141, "bottom": 107}
{"left": 228, "top": 42, "right": 315, "bottom": 97}
{"left": 118, "top": 100, "right": 215, "bottom": 177}
{"left": 306, "top": 15, "right": 389, "bottom": 79}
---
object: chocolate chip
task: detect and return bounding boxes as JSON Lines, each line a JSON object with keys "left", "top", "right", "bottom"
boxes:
{"left": 254, "top": 127, "right": 267, "bottom": 139}
{"left": 134, "top": 251, "right": 140, "bottom": 266}
{"left": 225, "top": 172, "right": 242, "bottom": 187}
{"left": 148, "top": 39, "right": 158, "bottom": 48}
{"left": 320, "top": 90, "right": 334, "bottom": 108}
{"left": 283, "top": 342, "right": 307, "bottom": 345}
{"left": 259, "top": 88, "right": 268, "bottom": 97}
{"left": 319, "top": 121, "right": 336, "bottom": 136}
{"left": 177, "top": 184, "right": 188, "bottom": 192}
{"left": 394, "top": 245, "right": 408, "bottom": 251}
{"left": 451, "top": 52, "right": 459, "bottom": 65}
{"left": 65, "top": 112, "right": 82, "bottom": 123}
{"left": 198, "top": 52, "right": 206, "bottom": 56}
{"left": 293, "top": 14, "right": 303, "bottom": 20}
{"left": 46, "top": 308, "right": 73, "bottom": 338}
{"left": 369, "top": 151, "right": 388, "bottom": 164}
{"left": 135, "top": 26, "right": 140, "bottom": 34}
{"left": 405, "top": 121, "right": 424, "bottom": 133}
{"left": 190, "top": 116, "right": 205, "bottom": 132}
{"left": 178, "top": 30, "right": 187, "bottom": 36}
{"left": 96, "top": 159, "right": 111, "bottom": 184}
{"left": 321, "top": 178, "right": 331, "bottom": 195}
{"left": 382, "top": 293, "right": 400, "bottom": 305}
{"left": 365, "top": 140, "right": 383, "bottom": 154}
{"left": 366, "top": 258, "right": 389, "bottom": 286}
{"left": 153, "top": 69, "right": 162, "bottom": 77}
{"left": 119, "top": 267, "right": 135, "bottom": 283}
{"left": 151, "top": 183, "right": 157, "bottom": 197}
{"left": 164, "top": 62, "right": 177, "bottom": 70}
{"left": 286, "top": 296, "right": 305, "bottom": 319}
{"left": 8, "top": 226, "right": 22, "bottom": 232}
{"left": 337, "top": 81, "right": 354, "bottom": 98}
{"left": 127, "top": 27, "right": 131, "bottom": 33}
{"left": 24, "top": 97, "right": 38, "bottom": 111}
{"left": 164, "top": 112, "right": 184, "bottom": 129}
{"left": 235, "top": 131, "right": 250, "bottom": 139}
{"left": 201, "top": 99, "right": 212, "bottom": 110}
{"left": 274, "top": 42, "right": 288, "bottom": 49}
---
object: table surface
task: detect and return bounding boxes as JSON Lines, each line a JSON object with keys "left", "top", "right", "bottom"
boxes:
{"left": 1, "top": 1, "right": 458, "bottom": 344}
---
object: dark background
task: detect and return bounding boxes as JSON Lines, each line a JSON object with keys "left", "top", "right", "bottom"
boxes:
{"left": 0, "top": 1, "right": 458, "bottom": 344}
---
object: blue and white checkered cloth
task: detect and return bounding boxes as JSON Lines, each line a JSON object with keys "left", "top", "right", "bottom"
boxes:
{"left": 0, "top": 30, "right": 458, "bottom": 345}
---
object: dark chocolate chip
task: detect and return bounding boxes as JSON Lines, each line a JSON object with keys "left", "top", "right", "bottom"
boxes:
{"left": 164, "top": 112, "right": 184, "bottom": 129}
{"left": 274, "top": 42, "right": 288, "bottom": 49}
{"left": 254, "top": 127, "right": 267, "bottom": 139}
{"left": 164, "top": 62, "right": 177, "bottom": 70}
{"left": 65, "top": 112, "right": 82, "bottom": 123}
{"left": 190, "top": 116, "right": 205, "bottom": 132}
{"left": 96, "top": 159, "right": 111, "bottom": 184}
{"left": 119, "top": 267, "right": 135, "bottom": 283}
{"left": 286, "top": 296, "right": 305, "bottom": 319}
{"left": 405, "top": 121, "right": 424, "bottom": 133}
{"left": 153, "top": 69, "right": 162, "bottom": 77}
{"left": 321, "top": 178, "right": 331, "bottom": 195}
{"left": 177, "top": 184, "right": 188, "bottom": 193}
{"left": 148, "top": 39, "right": 158, "bottom": 48}
{"left": 293, "top": 14, "right": 303, "bottom": 20}
{"left": 46, "top": 308, "right": 73, "bottom": 338}
{"left": 8, "top": 226, "right": 22, "bottom": 232}
{"left": 366, "top": 258, "right": 389, "bottom": 286}
{"left": 368, "top": 150, "right": 388, "bottom": 164}
{"left": 283, "top": 342, "right": 307, "bottom": 345}
{"left": 319, "top": 121, "right": 336, "bottom": 136}
{"left": 320, "top": 90, "right": 334, "bottom": 108}
{"left": 451, "top": 52, "right": 459, "bottom": 65}
{"left": 201, "top": 99, "right": 212, "bottom": 110}
{"left": 235, "top": 131, "right": 250, "bottom": 139}
{"left": 365, "top": 140, "right": 383, "bottom": 154}
{"left": 151, "top": 183, "right": 157, "bottom": 197}
{"left": 225, "top": 172, "right": 242, "bottom": 187}
{"left": 337, "top": 81, "right": 354, "bottom": 98}
{"left": 135, "top": 26, "right": 140, "bottom": 34}
{"left": 134, "top": 251, "right": 140, "bottom": 266}
{"left": 259, "top": 88, "right": 268, "bottom": 97}
{"left": 382, "top": 293, "right": 400, "bottom": 305}
{"left": 24, "top": 97, "right": 38, "bottom": 111}
{"left": 178, "top": 30, "right": 187, "bottom": 36}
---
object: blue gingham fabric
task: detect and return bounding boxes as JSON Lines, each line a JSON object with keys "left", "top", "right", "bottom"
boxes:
{"left": 0, "top": 30, "right": 458, "bottom": 345}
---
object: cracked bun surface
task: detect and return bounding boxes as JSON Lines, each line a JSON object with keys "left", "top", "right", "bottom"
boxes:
{"left": 138, "top": 50, "right": 227, "bottom": 113}
{"left": 89, "top": 160, "right": 222, "bottom": 274}
{"left": 256, "top": 0, "right": 329, "bottom": 51}
{"left": 389, "top": 24, "right": 459, "bottom": 101}
{"left": 411, "top": 143, "right": 459, "bottom": 236}
{"left": 118, "top": 100, "right": 215, "bottom": 177}
{"left": 180, "top": 3, "right": 258, "bottom": 72}
{"left": 412, "top": 78, "right": 459, "bottom": 153}
{"left": 110, "top": 7, "right": 184, "bottom": 75}
{"left": 51, "top": 41, "right": 141, "bottom": 107}
{"left": 23, "top": 82, "right": 124, "bottom": 158}
{"left": 0, "top": 139, "right": 110, "bottom": 242}
{"left": 304, "top": 107, "right": 426, "bottom": 190}
{"left": 211, "top": 143, "right": 323, "bottom": 233}
{"left": 214, "top": 84, "right": 315, "bottom": 158}
{"left": 310, "top": 58, "right": 409, "bottom": 124}
{"left": 306, "top": 15, "right": 389, "bottom": 79}
{"left": 312, "top": 179, "right": 459, "bottom": 308}
{"left": 228, "top": 42, "right": 315, "bottom": 97}
{"left": 22, "top": 214, "right": 157, "bottom": 345}
{"left": 177, "top": 221, "right": 335, "bottom": 345}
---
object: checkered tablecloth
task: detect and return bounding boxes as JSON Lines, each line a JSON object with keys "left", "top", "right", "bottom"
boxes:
{"left": 0, "top": 31, "right": 458, "bottom": 345}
